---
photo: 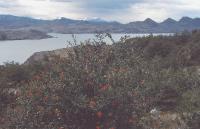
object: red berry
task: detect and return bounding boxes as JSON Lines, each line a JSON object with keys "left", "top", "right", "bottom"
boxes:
{"left": 96, "top": 126, "right": 101, "bottom": 129}
{"left": 96, "top": 111, "right": 103, "bottom": 118}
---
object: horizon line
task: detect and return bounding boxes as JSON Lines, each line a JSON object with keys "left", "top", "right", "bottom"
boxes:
{"left": 0, "top": 14, "right": 199, "bottom": 24}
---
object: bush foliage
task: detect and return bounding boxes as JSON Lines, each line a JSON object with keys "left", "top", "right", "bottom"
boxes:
{"left": 0, "top": 31, "right": 200, "bottom": 129}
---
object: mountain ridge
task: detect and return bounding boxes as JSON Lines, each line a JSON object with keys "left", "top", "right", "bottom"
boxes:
{"left": 1, "top": 15, "right": 200, "bottom": 33}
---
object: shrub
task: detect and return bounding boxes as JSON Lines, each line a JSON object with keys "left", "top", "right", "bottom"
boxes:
{"left": 1, "top": 32, "right": 200, "bottom": 129}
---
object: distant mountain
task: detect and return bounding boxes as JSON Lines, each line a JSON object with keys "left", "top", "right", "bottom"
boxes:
{"left": 1, "top": 15, "right": 200, "bottom": 33}
{"left": 179, "top": 17, "right": 193, "bottom": 24}
{"left": 162, "top": 18, "right": 177, "bottom": 24}
{"left": 0, "top": 15, "right": 46, "bottom": 29}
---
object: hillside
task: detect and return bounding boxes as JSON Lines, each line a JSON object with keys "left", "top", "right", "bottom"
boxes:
{"left": 0, "top": 31, "right": 200, "bottom": 129}
{"left": 26, "top": 31, "right": 200, "bottom": 67}
{"left": 1, "top": 15, "right": 200, "bottom": 33}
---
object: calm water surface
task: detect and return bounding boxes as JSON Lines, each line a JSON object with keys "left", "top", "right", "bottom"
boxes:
{"left": 0, "top": 33, "right": 172, "bottom": 64}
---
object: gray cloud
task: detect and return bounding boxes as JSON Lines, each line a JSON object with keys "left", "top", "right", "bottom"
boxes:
{"left": 80, "top": 0, "right": 139, "bottom": 9}
{"left": 0, "top": 0, "right": 200, "bottom": 23}
{"left": 49, "top": 0, "right": 140, "bottom": 11}
{"left": 50, "top": 0, "right": 72, "bottom": 2}
{"left": 0, "top": 0, "right": 17, "bottom": 8}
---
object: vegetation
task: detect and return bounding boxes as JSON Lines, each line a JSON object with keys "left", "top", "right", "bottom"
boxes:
{"left": 0, "top": 31, "right": 200, "bottom": 129}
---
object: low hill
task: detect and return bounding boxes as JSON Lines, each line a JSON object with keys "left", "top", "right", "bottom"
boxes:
{"left": 26, "top": 30, "right": 200, "bottom": 67}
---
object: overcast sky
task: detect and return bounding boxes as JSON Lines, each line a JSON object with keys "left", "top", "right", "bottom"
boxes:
{"left": 0, "top": 0, "right": 200, "bottom": 23}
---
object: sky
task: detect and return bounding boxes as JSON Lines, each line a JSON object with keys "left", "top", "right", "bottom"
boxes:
{"left": 0, "top": 0, "right": 200, "bottom": 23}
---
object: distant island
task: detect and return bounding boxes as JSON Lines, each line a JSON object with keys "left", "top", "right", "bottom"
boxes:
{"left": 0, "top": 15, "right": 200, "bottom": 35}
{"left": 0, "top": 29, "right": 52, "bottom": 41}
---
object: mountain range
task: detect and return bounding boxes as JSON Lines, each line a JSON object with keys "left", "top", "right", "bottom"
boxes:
{"left": 1, "top": 15, "right": 200, "bottom": 33}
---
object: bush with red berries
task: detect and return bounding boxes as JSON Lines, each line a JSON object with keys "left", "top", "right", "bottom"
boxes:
{"left": 1, "top": 32, "right": 200, "bottom": 129}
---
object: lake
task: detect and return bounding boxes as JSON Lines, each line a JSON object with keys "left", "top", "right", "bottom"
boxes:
{"left": 0, "top": 33, "right": 172, "bottom": 65}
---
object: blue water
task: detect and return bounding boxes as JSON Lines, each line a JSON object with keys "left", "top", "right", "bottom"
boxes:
{"left": 0, "top": 33, "right": 172, "bottom": 64}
